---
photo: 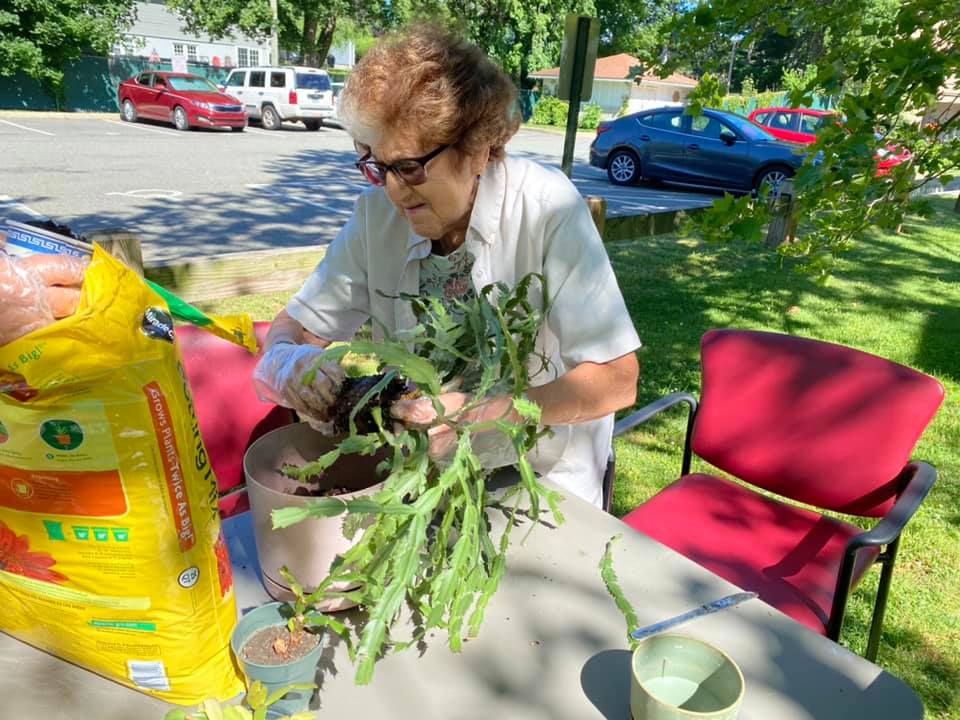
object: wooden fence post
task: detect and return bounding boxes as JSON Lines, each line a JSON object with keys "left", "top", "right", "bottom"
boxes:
{"left": 586, "top": 195, "right": 607, "bottom": 240}
{"left": 85, "top": 228, "right": 145, "bottom": 276}
{"left": 765, "top": 180, "right": 798, "bottom": 249}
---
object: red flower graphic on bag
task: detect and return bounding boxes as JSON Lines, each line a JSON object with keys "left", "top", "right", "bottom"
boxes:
{"left": 0, "top": 520, "right": 68, "bottom": 584}
{"left": 213, "top": 529, "right": 233, "bottom": 597}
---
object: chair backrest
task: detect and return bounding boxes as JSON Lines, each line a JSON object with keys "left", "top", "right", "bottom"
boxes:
{"left": 692, "top": 329, "right": 944, "bottom": 517}
{"left": 176, "top": 322, "right": 295, "bottom": 517}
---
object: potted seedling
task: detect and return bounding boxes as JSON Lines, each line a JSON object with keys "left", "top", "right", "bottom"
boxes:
{"left": 225, "top": 569, "right": 348, "bottom": 716}
{"left": 266, "top": 275, "right": 565, "bottom": 684}
{"left": 163, "top": 679, "right": 316, "bottom": 720}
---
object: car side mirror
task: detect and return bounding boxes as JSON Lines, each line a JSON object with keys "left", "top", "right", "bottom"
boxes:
{"left": 720, "top": 130, "right": 737, "bottom": 145}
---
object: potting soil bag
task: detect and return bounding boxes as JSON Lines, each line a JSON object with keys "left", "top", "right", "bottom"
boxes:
{"left": 0, "top": 246, "right": 245, "bottom": 704}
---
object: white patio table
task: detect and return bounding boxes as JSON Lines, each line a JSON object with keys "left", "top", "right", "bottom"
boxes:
{"left": 0, "top": 477, "right": 924, "bottom": 719}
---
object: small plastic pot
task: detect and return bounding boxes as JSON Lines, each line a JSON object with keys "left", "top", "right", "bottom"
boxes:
{"left": 231, "top": 602, "right": 324, "bottom": 716}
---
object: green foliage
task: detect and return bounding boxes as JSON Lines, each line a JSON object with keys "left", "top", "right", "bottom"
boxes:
{"left": 531, "top": 95, "right": 569, "bottom": 126}
{"left": 659, "top": 0, "right": 960, "bottom": 276}
{"left": 616, "top": 94, "right": 631, "bottom": 118}
{"left": 781, "top": 63, "right": 818, "bottom": 95}
{"left": 167, "top": 0, "right": 374, "bottom": 67}
{"left": 0, "top": 0, "right": 137, "bottom": 107}
{"left": 722, "top": 93, "right": 751, "bottom": 116}
{"left": 740, "top": 75, "right": 756, "bottom": 97}
{"left": 600, "top": 534, "right": 640, "bottom": 651}
{"left": 685, "top": 72, "right": 725, "bottom": 115}
{"left": 163, "top": 681, "right": 316, "bottom": 720}
{"left": 578, "top": 102, "right": 603, "bottom": 129}
{"left": 277, "top": 274, "right": 563, "bottom": 685}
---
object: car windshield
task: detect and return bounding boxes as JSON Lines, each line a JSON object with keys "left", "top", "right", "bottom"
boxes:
{"left": 167, "top": 76, "right": 220, "bottom": 92}
{"left": 296, "top": 73, "right": 331, "bottom": 91}
{"left": 724, "top": 113, "right": 776, "bottom": 141}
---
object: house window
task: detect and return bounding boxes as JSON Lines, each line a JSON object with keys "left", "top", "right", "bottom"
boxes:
{"left": 173, "top": 42, "right": 185, "bottom": 56}
{"left": 186, "top": 45, "right": 198, "bottom": 62}
{"left": 237, "top": 48, "right": 260, "bottom": 68}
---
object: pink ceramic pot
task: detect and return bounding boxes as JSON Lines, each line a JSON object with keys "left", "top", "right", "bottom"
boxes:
{"left": 243, "top": 422, "right": 388, "bottom": 611}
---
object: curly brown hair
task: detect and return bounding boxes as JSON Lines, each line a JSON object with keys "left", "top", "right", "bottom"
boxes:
{"left": 339, "top": 24, "right": 520, "bottom": 161}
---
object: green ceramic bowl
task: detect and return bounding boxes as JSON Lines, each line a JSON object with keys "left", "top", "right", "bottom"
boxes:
{"left": 630, "top": 634, "right": 744, "bottom": 720}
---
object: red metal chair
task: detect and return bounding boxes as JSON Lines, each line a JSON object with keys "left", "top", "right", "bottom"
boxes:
{"left": 176, "top": 322, "right": 295, "bottom": 518}
{"left": 616, "top": 329, "right": 944, "bottom": 661}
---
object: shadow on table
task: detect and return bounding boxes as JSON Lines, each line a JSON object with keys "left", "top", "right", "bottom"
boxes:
{"left": 581, "top": 649, "right": 632, "bottom": 718}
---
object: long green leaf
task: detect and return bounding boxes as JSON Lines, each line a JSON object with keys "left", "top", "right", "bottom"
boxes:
{"left": 600, "top": 534, "right": 640, "bottom": 650}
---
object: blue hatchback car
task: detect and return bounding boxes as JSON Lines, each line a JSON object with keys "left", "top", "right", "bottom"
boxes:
{"left": 589, "top": 107, "right": 804, "bottom": 195}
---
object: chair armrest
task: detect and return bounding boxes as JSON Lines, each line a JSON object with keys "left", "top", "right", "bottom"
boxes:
{"left": 613, "top": 392, "right": 698, "bottom": 438}
{"left": 847, "top": 461, "right": 937, "bottom": 551}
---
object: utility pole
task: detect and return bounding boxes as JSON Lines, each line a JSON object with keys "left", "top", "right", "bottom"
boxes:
{"left": 726, "top": 35, "right": 741, "bottom": 92}
{"left": 269, "top": 0, "right": 279, "bottom": 65}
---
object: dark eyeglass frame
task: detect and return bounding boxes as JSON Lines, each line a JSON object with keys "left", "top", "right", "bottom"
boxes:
{"left": 354, "top": 143, "right": 451, "bottom": 186}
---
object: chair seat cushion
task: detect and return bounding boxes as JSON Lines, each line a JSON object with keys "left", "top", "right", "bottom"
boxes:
{"left": 622, "top": 473, "right": 880, "bottom": 635}
{"left": 176, "top": 323, "right": 295, "bottom": 517}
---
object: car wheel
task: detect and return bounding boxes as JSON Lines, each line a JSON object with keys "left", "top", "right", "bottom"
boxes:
{"left": 121, "top": 99, "right": 137, "bottom": 123}
{"left": 173, "top": 106, "right": 190, "bottom": 131}
{"left": 303, "top": 120, "right": 321, "bottom": 131}
{"left": 261, "top": 105, "right": 281, "bottom": 130}
{"left": 607, "top": 149, "right": 641, "bottom": 185}
{"left": 755, "top": 166, "right": 793, "bottom": 200}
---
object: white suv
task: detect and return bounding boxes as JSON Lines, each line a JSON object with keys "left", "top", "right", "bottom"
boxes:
{"left": 222, "top": 66, "right": 334, "bottom": 130}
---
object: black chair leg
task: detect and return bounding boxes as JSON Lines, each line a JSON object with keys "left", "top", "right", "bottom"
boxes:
{"left": 867, "top": 536, "right": 901, "bottom": 662}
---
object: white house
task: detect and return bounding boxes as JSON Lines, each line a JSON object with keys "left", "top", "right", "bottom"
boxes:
{"left": 114, "top": 0, "right": 354, "bottom": 70}
{"left": 529, "top": 53, "right": 698, "bottom": 116}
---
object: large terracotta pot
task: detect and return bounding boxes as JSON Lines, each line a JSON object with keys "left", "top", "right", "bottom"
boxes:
{"left": 243, "top": 422, "right": 388, "bottom": 611}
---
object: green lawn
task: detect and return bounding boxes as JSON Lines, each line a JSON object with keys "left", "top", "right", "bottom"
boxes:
{"left": 202, "top": 196, "right": 960, "bottom": 718}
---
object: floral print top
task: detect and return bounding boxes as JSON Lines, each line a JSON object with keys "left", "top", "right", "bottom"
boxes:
{"left": 419, "top": 244, "right": 477, "bottom": 320}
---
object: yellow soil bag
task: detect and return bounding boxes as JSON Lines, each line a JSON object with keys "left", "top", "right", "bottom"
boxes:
{"left": 0, "top": 247, "right": 244, "bottom": 704}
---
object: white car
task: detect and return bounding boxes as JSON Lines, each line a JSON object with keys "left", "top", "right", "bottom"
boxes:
{"left": 222, "top": 66, "right": 334, "bottom": 130}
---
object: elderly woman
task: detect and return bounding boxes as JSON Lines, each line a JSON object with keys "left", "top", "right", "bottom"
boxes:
{"left": 253, "top": 25, "right": 640, "bottom": 507}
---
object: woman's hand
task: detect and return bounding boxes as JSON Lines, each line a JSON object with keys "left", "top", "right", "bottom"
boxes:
{"left": 391, "top": 392, "right": 516, "bottom": 460}
{"left": 252, "top": 342, "right": 346, "bottom": 434}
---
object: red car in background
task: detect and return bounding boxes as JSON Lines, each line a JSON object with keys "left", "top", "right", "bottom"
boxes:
{"left": 748, "top": 106, "right": 911, "bottom": 175}
{"left": 117, "top": 71, "right": 247, "bottom": 132}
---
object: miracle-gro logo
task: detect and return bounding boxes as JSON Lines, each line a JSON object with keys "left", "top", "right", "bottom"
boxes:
{"left": 141, "top": 308, "right": 175, "bottom": 343}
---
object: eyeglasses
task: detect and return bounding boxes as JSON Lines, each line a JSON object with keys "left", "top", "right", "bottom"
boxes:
{"left": 354, "top": 143, "right": 451, "bottom": 186}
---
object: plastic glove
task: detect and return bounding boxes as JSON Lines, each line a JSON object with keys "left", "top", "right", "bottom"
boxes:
{"left": 252, "top": 342, "right": 346, "bottom": 434}
{"left": 391, "top": 392, "right": 520, "bottom": 464}
{"left": 19, "top": 253, "right": 88, "bottom": 287}
{"left": 0, "top": 254, "right": 55, "bottom": 346}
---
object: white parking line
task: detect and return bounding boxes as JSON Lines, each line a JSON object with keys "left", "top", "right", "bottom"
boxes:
{"left": 102, "top": 119, "right": 183, "bottom": 137}
{"left": 246, "top": 184, "right": 352, "bottom": 214}
{"left": 0, "top": 195, "right": 47, "bottom": 218}
{"left": 244, "top": 127, "right": 290, "bottom": 138}
{"left": 0, "top": 119, "right": 55, "bottom": 136}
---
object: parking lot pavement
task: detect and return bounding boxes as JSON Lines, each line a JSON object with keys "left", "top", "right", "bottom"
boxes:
{"left": 0, "top": 116, "right": 716, "bottom": 264}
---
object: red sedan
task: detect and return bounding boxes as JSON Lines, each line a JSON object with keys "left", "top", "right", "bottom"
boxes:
{"left": 748, "top": 106, "right": 911, "bottom": 175}
{"left": 117, "top": 71, "right": 247, "bottom": 131}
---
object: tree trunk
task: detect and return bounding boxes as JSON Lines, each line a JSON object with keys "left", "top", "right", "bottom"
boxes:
{"left": 301, "top": 11, "right": 319, "bottom": 67}
{"left": 314, "top": 16, "right": 337, "bottom": 68}
{"left": 954, "top": 191, "right": 960, "bottom": 213}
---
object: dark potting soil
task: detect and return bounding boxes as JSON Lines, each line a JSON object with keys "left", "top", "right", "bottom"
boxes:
{"left": 328, "top": 374, "right": 411, "bottom": 435}
{"left": 290, "top": 484, "right": 352, "bottom": 497}
{"left": 242, "top": 625, "right": 321, "bottom": 665}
